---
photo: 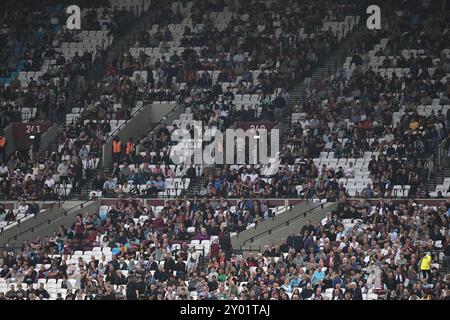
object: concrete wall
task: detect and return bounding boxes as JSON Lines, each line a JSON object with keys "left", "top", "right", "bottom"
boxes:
{"left": 102, "top": 103, "right": 179, "bottom": 168}
{"left": 3, "top": 123, "right": 56, "bottom": 159}
{"left": 39, "top": 124, "right": 58, "bottom": 152}
{"left": 99, "top": 198, "right": 304, "bottom": 207}
{"left": 4, "top": 124, "right": 16, "bottom": 159}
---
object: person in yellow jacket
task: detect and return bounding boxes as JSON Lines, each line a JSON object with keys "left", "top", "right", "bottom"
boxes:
{"left": 420, "top": 252, "right": 432, "bottom": 283}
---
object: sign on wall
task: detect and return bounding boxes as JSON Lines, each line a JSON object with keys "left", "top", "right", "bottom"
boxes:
{"left": 12, "top": 123, "right": 52, "bottom": 149}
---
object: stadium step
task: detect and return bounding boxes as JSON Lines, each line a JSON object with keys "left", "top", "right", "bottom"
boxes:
{"left": 284, "top": 20, "right": 366, "bottom": 142}
{"left": 186, "top": 175, "right": 207, "bottom": 198}
{"left": 425, "top": 147, "right": 450, "bottom": 194}
{"left": 233, "top": 201, "right": 337, "bottom": 251}
{"left": 104, "top": 13, "right": 155, "bottom": 66}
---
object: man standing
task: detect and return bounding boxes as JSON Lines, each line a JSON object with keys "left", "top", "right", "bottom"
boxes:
{"left": 126, "top": 274, "right": 139, "bottom": 300}
{"left": 58, "top": 159, "right": 70, "bottom": 185}
{"left": 304, "top": 64, "right": 312, "bottom": 97}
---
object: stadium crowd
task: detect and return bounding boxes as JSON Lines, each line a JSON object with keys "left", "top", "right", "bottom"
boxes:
{"left": 95, "top": 0, "right": 363, "bottom": 198}
{"left": 198, "top": 0, "right": 450, "bottom": 200}
{"left": 0, "top": 196, "right": 448, "bottom": 300}
{"left": 0, "top": 0, "right": 142, "bottom": 200}
{"left": 0, "top": 0, "right": 449, "bottom": 302}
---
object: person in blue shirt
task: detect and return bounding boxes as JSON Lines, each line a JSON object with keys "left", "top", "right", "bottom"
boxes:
{"left": 281, "top": 278, "right": 292, "bottom": 293}
{"left": 79, "top": 145, "right": 89, "bottom": 158}
{"left": 311, "top": 267, "right": 326, "bottom": 285}
{"left": 146, "top": 177, "right": 156, "bottom": 186}
{"left": 245, "top": 200, "right": 254, "bottom": 210}
{"left": 331, "top": 272, "right": 343, "bottom": 288}
{"left": 213, "top": 177, "right": 222, "bottom": 191}
{"left": 154, "top": 176, "right": 165, "bottom": 191}
{"left": 303, "top": 230, "right": 314, "bottom": 253}
{"left": 133, "top": 169, "right": 147, "bottom": 185}
{"left": 290, "top": 273, "right": 301, "bottom": 288}
{"left": 103, "top": 177, "right": 116, "bottom": 191}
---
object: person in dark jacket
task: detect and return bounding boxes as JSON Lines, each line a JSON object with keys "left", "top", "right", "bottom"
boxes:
{"left": 163, "top": 253, "right": 176, "bottom": 273}
{"left": 219, "top": 232, "right": 233, "bottom": 259}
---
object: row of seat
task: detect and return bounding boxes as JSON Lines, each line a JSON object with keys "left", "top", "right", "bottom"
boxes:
{"left": 16, "top": 32, "right": 113, "bottom": 87}
{"left": 115, "top": 178, "right": 191, "bottom": 190}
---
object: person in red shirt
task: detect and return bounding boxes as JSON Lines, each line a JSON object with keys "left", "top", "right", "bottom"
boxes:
{"left": 246, "top": 253, "right": 258, "bottom": 267}
{"left": 73, "top": 214, "right": 85, "bottom": 239}
{"left": 209, "top": 239, "right": 220, "bottom": 260}
{"left": 153, "top": 212, "right": 165, "bottom": 233}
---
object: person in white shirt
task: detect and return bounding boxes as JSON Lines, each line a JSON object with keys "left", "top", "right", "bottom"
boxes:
{"left": 121, "top": 182, "right": 131, "bottom": 194}
{"left": 318, "top": 234, "right": 329, "bottom": 247}
{"left": 17, "top": 201, "right": 29, "bottom": 215}
{"left": 25, "top": 171, "right": 35, "bottom": 181}
{"left": 249, "top": 170, "right": 259, "bottom": 183}
{"left": 338, "top": 238, "right": 347, "bottom": 250}
{"left": 82, "top": 156, "right": 95, "bottom": 179}
{"left": 273, "top": 16, "right": 280, "bottom": 28}
{"left": 344, "top": 162, "right": 355, "bottom": 178}
{"left": 44, "top": 176, "right": 55, "bottom": 189}
{"left": 57, "top": 159, "right": 70, "bottom": 184}
{"left": 321, "top": 212, "right": 332, "bottom": 226}
{"left": 380, "top": 242, "right": 391, "bottom": 257}
{"left": 240, "top": 171, "right": 251, "bottom": 182}
{"left": 233, "top": 52, "right": 244, "bottom": 64}
{"left": 175, "top": 165, "right": 186, "bottom": 177}
{"left": 336, "top": 232, "right": 346, "bottom": 242}
{"left": 324, "top": 137, "right": 333, "bottom": 151}
{"left": 257, "top": 22, "right": 265, "bottom": 33}
{"left": 298, "top": 115, "right": 310, "bottom": 129}
{"left": 0, "top": 163, "right": 9, "bottom": 176}
{"left": 349, "top": 236, "right": 360, "bottom": 249}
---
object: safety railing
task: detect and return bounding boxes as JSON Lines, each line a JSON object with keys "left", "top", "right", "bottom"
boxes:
{"left": 0, "top": 199, "right": 94, "bottom": 246}
{"left": 238, "top": 199, "right": 326, "bottom": 247}
{"left": 0, "top": 199, "right": 62, "bottom": 234}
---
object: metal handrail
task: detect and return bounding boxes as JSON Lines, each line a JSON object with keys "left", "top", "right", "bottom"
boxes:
{"left": 108, "top": 100, "right": 179, "bottom": 142}
{"left": 240, "top": 200, "right": 327, "bottom": 247}
{"left": 0, "top": 198, "right": 93, "bottom": 243}
{"left": 0, "top": 198, "right": 63, "bottom": 234}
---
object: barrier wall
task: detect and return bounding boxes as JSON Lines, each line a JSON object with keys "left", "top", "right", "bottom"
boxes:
{"left": 3, "top": 122, "right": 55, "bottom": 159}
{"left": 1, "top": 197, "right": 447, "bottom": 211}
{"left": 39, "top": 124, "right": 58, "bottom": 152}
{"left": 102, "top": 103, "right": 179, "bottom": 168}
{"left": 4, "top": 124, "right": 16, "bottom": 159}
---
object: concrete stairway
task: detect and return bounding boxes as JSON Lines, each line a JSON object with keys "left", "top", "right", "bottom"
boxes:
{"left": 103, "top": 14, "right": 156, "bottom": 67}
{"left": 186, "top": 175, "right": 207, "bottom": 198}
{"left": 288, "top": 23, "right": 367, "bottom": 114}
{"left": 426, "top": 146, "right": 450, "bottom": 194}
{"left": 232, "top": 201, "right": 338, "bottom": 254}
